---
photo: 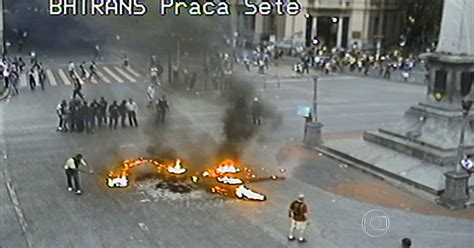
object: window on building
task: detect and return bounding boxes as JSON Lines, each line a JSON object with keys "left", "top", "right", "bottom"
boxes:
{"left": 434, "top": 70, "right": 447, "bottom": 94}
{"left": 460, "top": 72, "right": 474, "bottom": 96}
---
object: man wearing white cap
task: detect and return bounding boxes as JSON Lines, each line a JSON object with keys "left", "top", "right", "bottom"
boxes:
{"left": 288, "top": 193, "right": 309, "bottom": 242}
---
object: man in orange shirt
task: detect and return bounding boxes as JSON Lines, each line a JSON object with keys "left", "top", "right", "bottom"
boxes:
{"left": 288, "top": 194, "right": 309, "bottom": 242}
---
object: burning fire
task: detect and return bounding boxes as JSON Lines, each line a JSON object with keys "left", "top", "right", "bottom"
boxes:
{"left": 167, "top": 159, "right": 187, "bottom": 175}
{"left": 107, "top": 157, "right": 283, "bottom": 202}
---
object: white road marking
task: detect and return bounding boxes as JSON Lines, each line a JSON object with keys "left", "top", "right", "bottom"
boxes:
{"left": 114, "top": 67, "right": 136, "bottom": 83}
{"left": 96, "top": 71, "right": 111, "bottom": 84}
{"left": 103, "top": 66, "right": 124, "bottom": 83}
{"left": 58, "top": 69, "right": 71, "bottom": 85}
{"left": 126, "top": 67, "right": 141, "bottom": 77}
{"left": 46, "top": 70, "right": 57, "bottom": 86}
{"left": 85, "top": 69, "right": 98, "bottom": 84}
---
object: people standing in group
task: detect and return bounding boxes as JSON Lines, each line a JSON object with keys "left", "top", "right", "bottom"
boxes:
{"left": 156, "top": 95, "right": 169, "bottom": 124}
{"left": 56, "top": 100, "right": 69, "bottom": 132}
{"left": 119, "top": 100, "right": 128, "bottom": 127}
{"left": 288, "top": 194, "right": 309, "bottom": 243}
{"left": 125, "top": 98, "right": 138, "bottom": 127}
{"left": 108, "top": 101, "right": 119, "bottom": 129}
{"left": 64, "top": 154, "right": 93, "bottom": 195}
{"left": 98, "top": 97, "right": 108, "bottom": 127}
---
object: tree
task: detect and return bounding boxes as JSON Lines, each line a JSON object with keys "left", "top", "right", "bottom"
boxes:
{"left": 401, "top": 0, "right": 443, "bottom": 51}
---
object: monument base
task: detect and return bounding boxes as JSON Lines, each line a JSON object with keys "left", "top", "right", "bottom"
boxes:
{"left": 364, "top": 103, "right": 474, "bottom": 166}
{"left": 437, "top": 171, "right": 470, "bottom": 210}
{"left": 304, "top": 122, "right": 323, "bottom": 147}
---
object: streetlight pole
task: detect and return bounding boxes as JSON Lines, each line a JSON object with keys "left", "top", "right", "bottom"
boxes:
{"left": 312, "top": 76, "right": 318, "bottom": 121}
{"left": 457, "top": 100, "right": 472, "bottom": 172}
{"left": 438, "top": 100, "right": 472, "bottom": 209}
{"left": 304, "top": 76, "right": 324, "bottom": 147}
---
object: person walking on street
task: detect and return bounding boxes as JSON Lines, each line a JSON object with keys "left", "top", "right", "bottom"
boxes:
{"left": 72, "top": 77, "right": 85, "bottom": 100}
{"left": 108, "top": 101, "right": 119, "bottom": 129}
{"left": 156, "top": 95, "right": 169, "bottom": 124}
{"left": 146, "top": 84, "right": 156, "bottom": 108}
{"left": 79, "top": 61, "right": 87, "bottom": 79}
{"left": 125, "top": 98, "right": 138, "bottom": 127}
{"left": 68, "top": 61, "right": 75, "bottom": 78}
{"left": 94, "top": 45, "right": 101, "bottom": 60}
{"left": 38, "top": 67, "right": 46, "bottom": 90}
{"left": 288, "top": 194, "right": 309, "bottom": 243}
{"left": 119, "top": 100, "right": 128, "bottom": 127}
{"left": 28, "top": 69, "right": 36, "bottom": 90}
{"left": 88, "top": 61, "right": 97, "bottom": 80}
{"left": 251, "top": 98, "right": 262, "bottom": 126}
{"left": 56, "top": 100, "right": 68, "bottom": 132}
{"left": 98, "top": 97, "right": 108, "bottom": 127}
{"left": 64, "top": 154, "right": 93, "bottom": 195}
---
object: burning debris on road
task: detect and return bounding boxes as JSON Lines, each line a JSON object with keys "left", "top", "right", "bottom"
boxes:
{"left": 107, "top": 158, "right": 284, "bottom": 201}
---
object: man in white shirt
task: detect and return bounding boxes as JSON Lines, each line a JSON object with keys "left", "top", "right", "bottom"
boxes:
{"left": 125, "top": 98, "right": 138, "bottom": 127}
{"left": 68, "top": 61, "right": 75, "bottom": 78}
{"left": 64, "top": 154, "right": 93, "bottom": 194}
{"left": 461, "top": 155, "right": 474, "bottom": 175}
{"left": 146, "top": 84, "right": 156, "bottom": 108}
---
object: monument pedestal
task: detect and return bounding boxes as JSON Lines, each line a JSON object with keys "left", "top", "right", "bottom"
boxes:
{"left": 304, "top": 122, "right": 323, "bottom": 147}
{"left": 437, "top": 171, "right": 470, "bottom": 210}
{"left": 364, "top": 53, "right": 474, "bottom": 167}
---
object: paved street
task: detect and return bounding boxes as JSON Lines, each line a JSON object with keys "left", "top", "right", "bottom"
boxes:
{"left": 1, "top": 63, "right": 473, "bottom": 248}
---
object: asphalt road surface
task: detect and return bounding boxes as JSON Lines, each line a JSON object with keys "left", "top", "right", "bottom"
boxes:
{"left": 1, "top": 61, "right": 473, "bottom": 248}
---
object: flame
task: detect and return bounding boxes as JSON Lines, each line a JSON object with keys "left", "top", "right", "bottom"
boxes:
{"left": 106, "top": 158, "right": 275, "bottom": 202}
{"left": 235, "top": 185, "right": 266, "bottom": 201}
{"left": 216, "top": 176, "right": 244, "bottom": 185}
{"left": 167, "top": 159, "right": 187, "bottom": 174}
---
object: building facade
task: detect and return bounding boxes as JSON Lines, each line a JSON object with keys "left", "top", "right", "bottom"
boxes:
{"left": 232, "top": 0, "right": 405, "bottom": 50}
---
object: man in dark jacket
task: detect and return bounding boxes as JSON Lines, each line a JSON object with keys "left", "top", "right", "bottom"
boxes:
{"left": 108, "top": 101, "right": 119, "bottom": 129}
{"left": 156, "top": 95, "right": 170, "bottom": 124}
{"left": 98, "top": 97, "right": 108, "bottom": 127}
{"left": 90, "top": 99, "right": 100, "bottom": 129}
{"left": 251, "top": 98, "right": 262, "bottom": 126}
{"left": 118, "top": 100, "right": 128, "bottom": 127}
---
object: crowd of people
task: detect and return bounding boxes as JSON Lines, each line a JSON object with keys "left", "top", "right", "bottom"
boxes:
{"left": 56, "top": 97, "right": 139, "bottom": 134}
{"left": 0, "top": 54, "right": 47, "bottom": 97}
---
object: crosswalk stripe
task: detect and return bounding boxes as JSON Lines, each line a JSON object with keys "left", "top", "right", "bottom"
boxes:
{"left": 96, "top": 71, "right": 111, "bottom": 83}
{"left": 73, "top": 71, "right": 85, "bottom": 85}
{"left": 114, "top": 67, "right": 136, "bottom": 83}
{"left": 103, "top": 66, "right": 124, "bottom": 83}
{"left": 85, "top": 69, "right": 98, "bottom": 84}
{"left": 125, "top": 67, "right": 141, "bottom": 77}
{"left": 19, "top": 73, "right": 27, "bottom": 87}
{"left": 46, "top": 70, "right": 57, "bottom": 86}
{"left": 58, "top": 69, "right": 71, "bottom": 85}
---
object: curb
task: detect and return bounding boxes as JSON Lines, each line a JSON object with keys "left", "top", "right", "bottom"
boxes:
{"left": 314, "top": 144, "right": 440, "bottom": 202}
